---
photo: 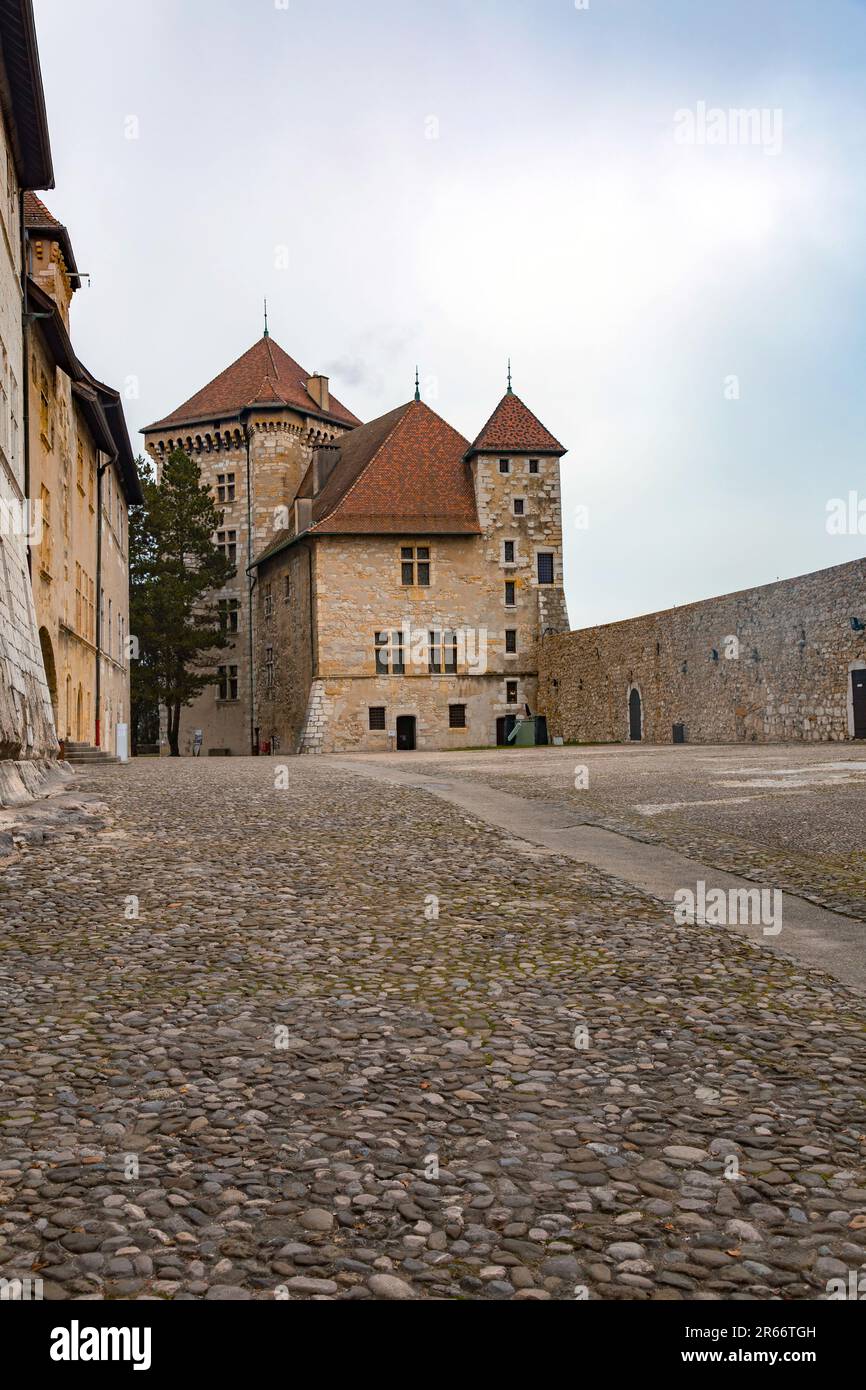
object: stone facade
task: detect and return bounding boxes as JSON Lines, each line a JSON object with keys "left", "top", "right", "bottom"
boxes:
{"left": 539, "top": 556, "right": 866, "bottom": 745}
{"left": 143, "top": 345, "right": 356, "bottom": 756}
{"left": 26, "top": 219, "right": 137, "bottom": 756}
{"left": 253, "top": 403, "right": 569, "bottom": 755}
{"left": 0, "top": 33, "right": 57, "bottom": 796}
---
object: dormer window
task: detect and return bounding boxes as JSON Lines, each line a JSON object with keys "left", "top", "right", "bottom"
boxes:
{"left": 499, "top": 458, "right": 510, "bottom": 474}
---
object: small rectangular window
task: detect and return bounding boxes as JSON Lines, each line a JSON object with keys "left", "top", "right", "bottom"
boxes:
{"left": 263, "top": 582, "right": 273, "bottom": 617}
{"left": 506, "top": 680, "right": 518, "bottom": 705}
{"left": 505, "top": 628, "right": 517, "bottom": 654}
{"left": 449, "top": 704, "right": 466, "bottom": 729}
{"left": 504, "top": 540, "right": 515, "bottom": 564}
{"left": 401, "top": 545, "right": 431, "bottom": 586}
{"left": 499, "top": 458, "right": 510, "bottom": 473}
{"left": 529, "top": 459, "right": 539, "bottom": 474}
{"left": 537, "top": 552, "right": 554, "bottom": 585}
{"left": 265, "top": 645, "right": 275, "bottom": 689}
{"left": 369, "top": 706, "right": 386, "bottom": 730}
{"left": 505, "top": 581, "right": 516, "bottom": 607}
{"left": 284, "top": 572, "right": 291, "bottom": 602}
{"left": 513, "top": 498, "right": 525, "bottom": 516}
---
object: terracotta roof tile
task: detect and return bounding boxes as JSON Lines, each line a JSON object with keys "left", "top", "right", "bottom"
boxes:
{"left": 143, "top": 335, "right": 360, "bottom": 432}
{"left": 252, "top": 400, "right": 480, "bottom": 564}
{"left": 309, "top": 400, "right": 479, "bottom": 536}
{"left": 467, "top": 391, "right": 565, "bottom": 456}
{"left": 23, "top": 191, "right": 78, "bottom": 276}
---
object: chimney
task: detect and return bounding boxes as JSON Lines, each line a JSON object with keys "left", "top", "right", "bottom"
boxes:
{"left": 294, "top": 497, "right": 313, "bottom": 534}
{"left": 306, "top": 373, "right": 329, "bottom": 413}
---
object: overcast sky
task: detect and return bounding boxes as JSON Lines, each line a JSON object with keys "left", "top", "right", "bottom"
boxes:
{"left": 32, "top": 0, "right": 866, "bottom": 627}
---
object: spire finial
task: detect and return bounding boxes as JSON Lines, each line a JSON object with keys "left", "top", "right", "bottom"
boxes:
{"left": 414, "top": 365, "right": 421, "bottom": 402}
{"left": 507, "top": 357, "right": 513, "bottom": 394}
{"left": 263, "top": 298, "right": 269, "bottom": 338}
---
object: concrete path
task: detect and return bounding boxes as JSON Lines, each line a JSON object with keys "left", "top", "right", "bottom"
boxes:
{"left": 334, "top": 759, "right": 866, "bottom": 994}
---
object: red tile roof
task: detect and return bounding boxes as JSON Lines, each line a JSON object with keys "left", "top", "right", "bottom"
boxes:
{"left": 24, "top": 191, "right": 78, "bottom": 276}
{"left": 143, "top": 335, "right": 360, "bottom": 432}
{"left": 310, "top": 399, "right": 480, "bottom": 535}
{"left": 467, "top": 391, "right": 565, "bottom": 456}
{"left": 252, "top": 400, "right": 480, "bottom": 564}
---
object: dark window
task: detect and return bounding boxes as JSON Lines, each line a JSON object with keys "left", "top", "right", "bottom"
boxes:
{"left": 263, "top": 582, "right": 273, "bottom": 616}
{"left": 537, "top": 552, "right": 554, "bottom": 585}
{"left": 506, "top": 680, "right": 518, "bottom": 705}
{"left": 217, "top": 473, "right": 236, "bottom": 503}
{"left": 505, "top": 581, "right": 516, "bottom": 607}
{"left": 218, "top": 598, "right": 239, "bottom": 636}
{"left": 284, "top": 572, "right": 291, "bottom": 602}
{"left": 265, "top": 645, "right": 275, "bottom": 689}
{"left": 375, "top": 631, "right": 404, "bottom": 675}
{"left": 499, "top": 458, "right": 510, "bottom": 474}
{"left": 429, "top": 629, "right": 458, "bottom": 675}
{"left": 529, "top": 459, "right": 539, "bottom": 474}
{"left": 400, "top": 545, "right": 431, "bottom": 586}
{"left": 504, "top": 540, "right": 515, "bottom": 564}
{"left": 505, "top": 628, "right": 517, "bottom": 654}
{"left": 218, "top": 665, "right": 239, "bottom": 701}
{"left": 369, "top": 706, "right": 386, "bottom": 730}
{"left": 513, "top": 498, "right": 525, "bottom": 516}
{"left": 449, "top": 704, "right": 466, "bottom": 728}
{"left": 217, "top": 529, "right": 237, "bottom": 563}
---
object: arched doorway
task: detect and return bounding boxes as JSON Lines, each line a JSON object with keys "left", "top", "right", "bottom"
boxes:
{"left": 65, "top": 674, "right": 72, "bottom": 739}
{"left": 628, "top": 687, "right": 642, "bottom": 741}
{"left": 76, "top": 684, "right": 84, "bottom": 741}
{"left": 38, "top": 627, "right": 58, "bottom": 729}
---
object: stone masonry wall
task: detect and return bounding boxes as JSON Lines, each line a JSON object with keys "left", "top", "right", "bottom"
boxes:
{"left": 539, "top": 556, "right": 866, "bottom": 744}
{"left": 0, "top": 104, "right": 56, "bottom": 772}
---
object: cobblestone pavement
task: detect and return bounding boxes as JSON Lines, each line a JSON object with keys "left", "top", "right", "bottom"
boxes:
{"left": 1, "top": 755, "right": 865, "bottom": 1302}
{"left": 365, "top": 744, "right": 866, "bottom": 921}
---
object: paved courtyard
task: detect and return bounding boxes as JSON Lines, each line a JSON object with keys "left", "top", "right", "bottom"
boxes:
{"left": 0, "top": 747, "right": 865, "bottom": 1301}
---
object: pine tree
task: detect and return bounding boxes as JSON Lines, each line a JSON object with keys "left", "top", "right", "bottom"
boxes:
{"left": 129, "top": 449, "right": 236, "bottom": 756}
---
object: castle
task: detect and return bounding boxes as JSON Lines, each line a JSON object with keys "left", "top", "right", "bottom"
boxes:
{"left": 144, "top": 342, "right": 569, "bottom": 755}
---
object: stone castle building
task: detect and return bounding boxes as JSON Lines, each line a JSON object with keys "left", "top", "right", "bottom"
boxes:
{"left": 250, "top": 385, "right": 569, "bottom": 754}
{"left": 0, "top": 0, "right": 58, "bottom": 800}
{"left": 539, "top": 556, "right": 866, "bottom": 745}
{"left": 0, "top": 1, "right": 139, "bottom": 801}
{"left": 25, "top": 193, "right": 141, "bottom": 758}
{"left": 143, "top": 332, "right": 360, "bottom": 755}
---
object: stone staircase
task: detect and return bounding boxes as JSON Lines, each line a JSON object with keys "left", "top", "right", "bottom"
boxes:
{"left": 61, "top": 741, "right": 121, "bottom": 766}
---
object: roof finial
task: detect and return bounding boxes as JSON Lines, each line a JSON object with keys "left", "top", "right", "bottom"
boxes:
{"left": 507, "top": 357, "right": 513, "bottom": 394}
{"left": 414, "top": 365, "right": 421, "bottom": 402}
{"left": 263, "top": 298, "right": 269, "bottom": 338}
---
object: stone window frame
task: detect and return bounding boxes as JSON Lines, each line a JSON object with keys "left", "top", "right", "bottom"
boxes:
{"left": 498, "top": 458, "right": 511, "bottom": 474}
{"left": 217, "top": 528, "right": 237, "bottom": 564}
{"left": 504, "top": 580, "right": 516, "bottom": 608}
{"left": 513, "top": 497, "right": 526, "bottom": 516}
{"left": 216, "top": 472, "right": 236, "bottom": 504}
{"left": 428, "top": 629, "right": 458, "bottom": 676}
{"left": 448, "top": 703, "right": 467, "bottom": 729}
{"left": 369, "top": 706, "right": 386, "bottom": 731}
{"left": 505, "top": 628, "right": 517, "bottom": 655}
{"left": 400, "top": 544, "right": 431, "bottom": 586}
{"left": 217, "top": 664, "right": 239, "bottom": 702}
{"left": 505, "top": 679, "right": 518, "bottom": 706}
{"left": 263, "top": 582, "right": 273, "bottom": 618}
{"left": 218, "top": 596, "right": 239, "bottom": 637}
{"left": 502, "top": 539, "right": 517, "bottom": 567}
{"left": 528, "top": 458, "right": 540, "bottom": 474}
{"left": 375, "top": 630, "right": 405, "bottom": 675}
{"left": 265, "top": 645, "right": 275, "bottom": 690}
{"left": 536, "top": 551, "right": 555, "bottom": 586}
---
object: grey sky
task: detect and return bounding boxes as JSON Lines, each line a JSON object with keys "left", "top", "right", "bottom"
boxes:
{"left": 32, "top": 0, "right": 866, "bottom": 626}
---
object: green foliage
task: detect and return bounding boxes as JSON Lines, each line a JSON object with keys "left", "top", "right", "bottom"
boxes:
{"left": 129, "top": 449, "right": 237, "bottom": 753}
